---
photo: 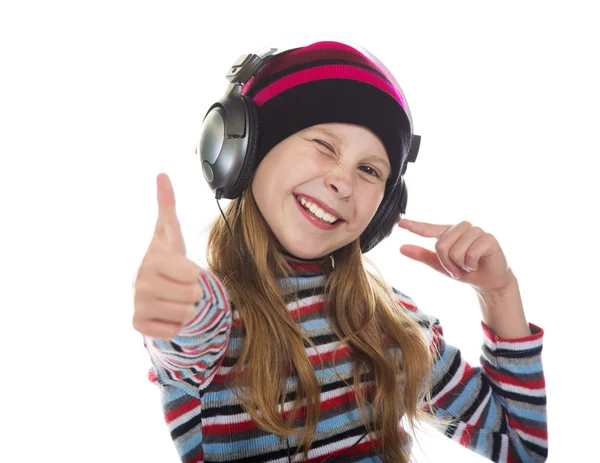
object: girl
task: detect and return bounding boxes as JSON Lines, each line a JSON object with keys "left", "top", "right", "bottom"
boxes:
{"left": 133, "top": 39, "right": 547, "bottom": 463}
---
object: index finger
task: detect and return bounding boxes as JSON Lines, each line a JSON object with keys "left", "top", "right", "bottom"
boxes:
{"left": 398, "top": 219, "right": 452, "bottom": 239}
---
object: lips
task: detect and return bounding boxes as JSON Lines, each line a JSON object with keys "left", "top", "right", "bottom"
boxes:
{"left": 294, "top": 195, "right": 344, "bottom": 230}
{"left": 294, "top": 193, "right": 343, "bottom": 221}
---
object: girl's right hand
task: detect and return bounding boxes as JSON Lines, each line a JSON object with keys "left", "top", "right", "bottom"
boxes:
{"left": 132, "top": 173, "right": 204, "bottom": 340}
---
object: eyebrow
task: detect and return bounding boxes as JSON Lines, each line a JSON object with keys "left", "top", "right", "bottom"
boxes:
{"left": 363, "top": 154, "right": 391, "bottom": 172}
{"left": 315, "top": 128, "right": 391, "bottom": 172}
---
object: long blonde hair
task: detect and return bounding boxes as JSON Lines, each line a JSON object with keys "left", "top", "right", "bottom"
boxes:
{"left": 206, "top": 184, "right": 449, "bottom": 462}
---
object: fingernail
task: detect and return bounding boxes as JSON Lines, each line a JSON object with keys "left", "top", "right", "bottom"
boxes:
{"left": 463, "top": 266, "right": 473, "bottom": 273}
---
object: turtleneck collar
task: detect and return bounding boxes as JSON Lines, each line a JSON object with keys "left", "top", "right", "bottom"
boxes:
{"left": 282, "top": 252, "right": 334, "bottom": 277}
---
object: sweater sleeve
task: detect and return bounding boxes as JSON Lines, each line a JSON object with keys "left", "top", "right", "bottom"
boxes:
{"left": 143, "top": 268, "right": 232, "bottom": 397}
{"left": 391, "top": 287, "right": 548, "bottom": 463}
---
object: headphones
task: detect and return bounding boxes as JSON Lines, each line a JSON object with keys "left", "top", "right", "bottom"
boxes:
{"left": 197, "top": 43, "right": 421, "bottom": 253}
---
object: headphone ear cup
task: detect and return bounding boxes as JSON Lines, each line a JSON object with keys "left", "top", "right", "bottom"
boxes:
{"left": 226, "top": 95, "right": 261, "bottom": 199}
{"left": 360, "top": 178, "right": 407, "bottom": 253}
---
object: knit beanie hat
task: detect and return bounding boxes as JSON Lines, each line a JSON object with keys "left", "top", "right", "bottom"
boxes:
{"left": 241, "top": 40, "right": 413, "bottom": 195}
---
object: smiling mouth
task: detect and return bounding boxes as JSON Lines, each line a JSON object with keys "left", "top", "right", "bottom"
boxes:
{"left": 294, "top": 194, "right": 341, "bottom": 224}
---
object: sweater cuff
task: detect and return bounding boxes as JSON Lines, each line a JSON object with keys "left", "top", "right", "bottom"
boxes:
{"left": 179, "top": 268, "right": 227, "bottom": 336}
{"left": 481, "top": 321, "right": 544, "bottom": 347}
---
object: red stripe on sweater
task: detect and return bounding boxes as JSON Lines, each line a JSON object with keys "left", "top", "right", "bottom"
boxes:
{"left": 307, "top": 345, "right": 352, "bottom": 365}
{"left": 396, "top": 299, "right": 417, "bottom": 311}
{"left": 429, "top": 326, "right": 441, "bottom": 356}
{"left": 231, "top": 300, "right": 326, "bottom": 329}
{"left": 204, "top": 416, "right": 260, "bottom": 435}
{"left": 482, "top": 363, "right": 546, "bottom": 390}
{"left": 204, "top": 385, "right": 376, "bottom": 435}
{"left": 436, "top": 362, "right": 476, "bottom": 405}
{"left": 165, "top": 396, "right": 201, "bottom": 424}
{"left": 287, "top": 260, "right": 322, "bottom": 273}
{"left": 481, "top": 321, "right": 544, "bottom": 344}
{"left": 190, "top": 449, "right": 203, "bottom": 463}
{"left": 507, "top": 416, "right": 548, "bottom": 440}
{"left": 204, "top": 391, "right": 356, "bottom": 434}
{"left": 307, "top": 438, "right": 381, "bottom": 463}
{"left": 289, "top": 299, "right": 327, "bottom": 319}
{"left": 459, "top": 423, "right": 480, "bottom": 447}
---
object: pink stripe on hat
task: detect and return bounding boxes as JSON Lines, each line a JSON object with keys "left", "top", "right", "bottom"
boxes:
{"left": 249, "top": 64, "right": 407, "bottom": 110}
{"left": 285, "top": 41, "right": 405, "bottom": 99}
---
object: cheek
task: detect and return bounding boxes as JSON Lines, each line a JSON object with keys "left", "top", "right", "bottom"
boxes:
{"left": 282, "top": 152, "right": 326, "bottom": 188}
{"left": 251, "top": 162, "right": 278, "bottom": 213}
{"left": 358, "top": 187, "right": 385, "bottom": 221}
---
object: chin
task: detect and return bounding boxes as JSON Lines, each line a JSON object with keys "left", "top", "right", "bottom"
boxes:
{"left": 275, "top": 236, "right": 327, "bottom": 260}
{"left": 279, "top": 235, "right": 353, "bottom": 260}
{"left": 283, "top": 245, "right": 328, "bottom": 260}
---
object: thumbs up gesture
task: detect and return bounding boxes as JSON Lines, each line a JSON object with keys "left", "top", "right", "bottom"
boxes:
{"left": 133, "top": 173, "right": 204, "bottom": 340}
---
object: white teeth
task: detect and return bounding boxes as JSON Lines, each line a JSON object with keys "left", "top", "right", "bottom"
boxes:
{"left": 296, "top": 195, "right": 339, "bottom": 224}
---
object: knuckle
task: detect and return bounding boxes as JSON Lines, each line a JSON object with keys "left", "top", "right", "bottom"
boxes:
{"left": 168, "top": 327, "right": 181, "bottom": 339}
{"left": 140, "top": 253, "right": 157, "bottom": 271}
{"left": 133, "top": 277, "right": 146, "bottom": 292}
{"left": 449, "top": 249, "right": 462, "bottom": 262}
{"left": 189, "top": 284, "right": 203, "bottom": 303}
{"left": 149, "top": 328, "right": 168, "bottom": 340}
{"left": 172, "top": 303, "right": 190, "bottom": 322}
{"left": 133, "top": 303, "right": 150, "bottom": 322}
{"left": 132, "top": 318, "right": 141, "bottom": 332}
{"left": 192, "top": 263, "right": 203, "bottom": 275}
{"left": 185, "top": 305, "right": 196, "bottom": 320}
{"left": 189, "top": 267, "right": 202, "bottom": 283}
{"left": 132, "top": 318, "right": 150, "bottom": 335}
{"left": 148, "top": 322, "right": 179, "bottom": 340}
{"left": 134, "top": 279, "right": 153, "bottom": 299}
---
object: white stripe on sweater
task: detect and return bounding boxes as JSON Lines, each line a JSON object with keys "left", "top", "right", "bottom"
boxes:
{"left": 430, "top": 356, "right": 467, "bottom": 404}
{"left": 202, "top": 381, "right": 377, "bottom": 428}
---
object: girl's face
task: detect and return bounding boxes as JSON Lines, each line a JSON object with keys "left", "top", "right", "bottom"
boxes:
{"left": 251, "top": 122, "right": 391, "bottom": 259}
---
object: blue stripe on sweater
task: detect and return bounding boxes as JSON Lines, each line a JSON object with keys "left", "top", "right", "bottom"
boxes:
{"left": 203, "top": 407, "right": 367, "bottom": 456}
{"left": 205, "top": 361, "right": 355, "bottom": 404}
{"left": 162, "top": 383, "right": 195, "bottom": 402}
{"left": 279, "top": 275, "right": 325, "bottom": 290}
{"left": 178, "top": 428, "right": 203, "bottom": 455}
{"left": 506, "top": 428, "right": 535, "bottom": 462}
{"left": 482, "top": 357, "right": 543, "bottom": 375}
{"left": 444, "top": 373, "right": 482, "bottom": 418}
{"left": 431, "top": 342, "right": 456, "bottom": 377}
{"left": 482, "top": 396, "right": 497, "bottom": 430}
{"left": 504, "top": 402, "right": 547, "bottom": 422}
{"left": 204, "top": 432, "right": 280, "bottom": 456}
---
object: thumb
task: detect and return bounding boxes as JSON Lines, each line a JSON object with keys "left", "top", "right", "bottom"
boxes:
{"left": 153, "top": 173, "right": 186, "bottom": 254}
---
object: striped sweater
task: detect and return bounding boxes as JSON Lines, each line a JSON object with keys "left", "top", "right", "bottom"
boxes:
{"left": 143, "top": 257, "right": 547, "bottom": 462}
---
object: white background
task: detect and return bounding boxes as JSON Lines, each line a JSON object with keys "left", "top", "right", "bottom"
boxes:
{"left": 1, "top": 1, "right": 597, "bottom": 461}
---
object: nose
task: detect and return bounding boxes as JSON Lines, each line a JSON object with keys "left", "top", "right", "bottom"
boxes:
{"left": 325, "top": 167, "right": 353, "bottom": 199}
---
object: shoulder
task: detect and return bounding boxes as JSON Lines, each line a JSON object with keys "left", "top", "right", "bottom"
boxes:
{"left": 389, "top": 285, "right": 442, "bottom": 332}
